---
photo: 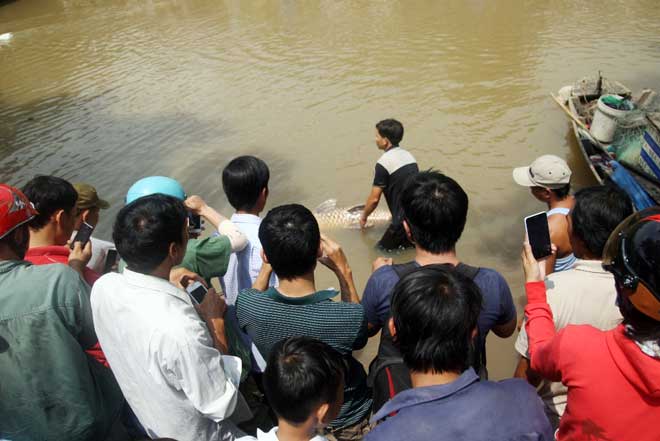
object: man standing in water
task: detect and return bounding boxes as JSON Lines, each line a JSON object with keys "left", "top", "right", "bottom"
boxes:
{"left": 513, "top": 154, "right": 575, "bottom": 274}
{"left": 360, "top": 119, "right": 418, "bottom": 250}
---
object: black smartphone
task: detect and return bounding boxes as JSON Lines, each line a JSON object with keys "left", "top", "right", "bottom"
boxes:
{"left": 186, "top": 281, "right": 208, "bottom": 304}
{"left": 524, "top": 212, "right": 552, "bottom": 259}
{"left": 103, "top": 249, "right": 118, "bottom": 274}
{"left": 70, "top": 222, "right": 94, "bottom": 249}
{"left": 188, "top": 212, "right": 202, "bottom": 235}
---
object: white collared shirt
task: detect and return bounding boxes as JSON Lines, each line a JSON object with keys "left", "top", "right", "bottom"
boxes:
{"left": 91, "top": 269, "right": 247, "bottom": 441}
{"left": 221, "top": 213, "right": 276, "bottom": 373}
{"left": 222, "top": 213, "right": 277, "bottom": 305}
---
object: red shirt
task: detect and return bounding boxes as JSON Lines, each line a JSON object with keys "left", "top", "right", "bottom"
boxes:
{"left": 525, "top": 281, "right": 660, "bottom": 441}
{"left": 26, "top": 245, "right": 100, "bottom": 286}
{"left": 26, "top": 246, "right": 107, "bottom": 367}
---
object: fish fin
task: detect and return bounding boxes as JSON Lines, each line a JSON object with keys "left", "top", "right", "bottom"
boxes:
{"left": 346, "top": 204, "right": 366, "bottom": 214}
{"left": 314, "top": 199, "right": 338, "bottom": 214}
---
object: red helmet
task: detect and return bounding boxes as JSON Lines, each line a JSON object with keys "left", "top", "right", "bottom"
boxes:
{"left": 0, "top": 184, "right": 37, "bottom": 240}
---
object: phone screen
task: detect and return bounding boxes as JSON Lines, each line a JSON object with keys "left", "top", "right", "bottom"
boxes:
{"left": 525, "top": 212, "right": 552, "bottom": 259}
{"left": 103, "top": 249, "right": 118, "bottom": 274}
{"left": 188, "top": 213, "right": 202, "bottom": 234}
{"left": 186, "top": 282, "right": 208, "bottom": 304}
{"left": 70, "top": 222, "right": 95, "bottom": 249}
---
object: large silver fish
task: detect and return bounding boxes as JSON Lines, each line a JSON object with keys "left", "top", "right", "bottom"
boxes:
{"left": 313, "top": 199, "right": 392, "bottom": 230}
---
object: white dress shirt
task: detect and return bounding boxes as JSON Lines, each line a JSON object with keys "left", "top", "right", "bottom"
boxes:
{"left": 91, "top": 269, "right": 249, "bottom": 441}
{"left": 222, "top": 213, "right": 276, "bottom": 305}
{"left": 221, "top": 213, "right": 277, "bottom": 373}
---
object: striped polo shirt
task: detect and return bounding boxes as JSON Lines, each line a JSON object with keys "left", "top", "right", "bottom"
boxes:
{"left": 236, "top": 287, "right": 372, "bottom": 429}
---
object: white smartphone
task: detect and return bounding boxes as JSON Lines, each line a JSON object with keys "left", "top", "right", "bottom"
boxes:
{"left": 186, "top": 281, "right": 208, "bottom": 304}
{"left": 524, "top": 212, "right": 552, "bottom": 260}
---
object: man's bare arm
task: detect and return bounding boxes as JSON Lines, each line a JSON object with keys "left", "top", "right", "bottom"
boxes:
{"left": 513, "top": 355, "right": 543, "bottom": 387}
{"left": 360, "top": 186, "right": 383, "bottom": 228}
{"left": 318, "top": 235, "right": 360, "bottom": 304}
{"left": 492, "top": 317, "right": 517, "bottom": 338}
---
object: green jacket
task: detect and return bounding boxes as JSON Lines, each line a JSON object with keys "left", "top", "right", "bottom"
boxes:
{"left": 0, "top": 261, "right": 123, "bottom": 441}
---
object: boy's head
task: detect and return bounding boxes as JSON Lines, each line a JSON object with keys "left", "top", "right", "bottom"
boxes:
{"left": 264, "top": 337, "right": 345, "bottom": 428}
{"left": 259, "top": 204, "right": 320, "bottom": 280}
{"left": 22, "top": 175, "right": 78, "bottom": 245}
{"left": 389, "top": 265, "right": 482, "bottom": 375}
{"left": 569, "top": 185, "right": 632, "bottom": 259}
{"left": 113, "top": 194, "right": 188, "bottom": 274}
{"left": 73, "top": 182, "right": 110, "bottom": 230}
{"left": 375, "top": 119, "right": 404, "bottom": 150}
{"left": 401, "top": 170, "right": 468, "bottom": 254}
{"left": 222, "top": 156, "right": 270, "bottom": 213}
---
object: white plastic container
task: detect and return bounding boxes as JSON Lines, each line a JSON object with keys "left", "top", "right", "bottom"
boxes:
{"left": 590, "top": 95, "right": 631, "bottom": 143}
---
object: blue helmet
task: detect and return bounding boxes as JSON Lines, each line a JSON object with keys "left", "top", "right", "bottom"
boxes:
{"left": 125, "top": 176, "right": 186, "bottom": 204}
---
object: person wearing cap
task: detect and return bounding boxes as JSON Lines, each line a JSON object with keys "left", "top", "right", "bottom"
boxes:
{"left": 22, "top": 175, "right": 100, "bottom": 286}
{"left": 513, "top": 154, "right": 575, "bottom": 274}
{"left": 513, "top": 185, "right": 633, "bottom": 429}
{"left": 72, "top": 182, "right": 116, "bottom": 275}
{"left": 125, "top": 176, "right": 248, "bottom": 283}
{"left": 0, "top": 184, "right": 125, "bottom": 441}
{"left": 521, "top": 207, "right": 660, "bottom": 441}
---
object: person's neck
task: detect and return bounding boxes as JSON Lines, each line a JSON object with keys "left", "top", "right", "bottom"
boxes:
{"left": 236, "top": 208, "right": 261, "bottom": 216}
{"left": 149, "top": 263, "right": 174, "bottom": 281}
{"left": 276, "top": 272, "right": 317, "bottom": 297}
{"left": 384, "top": 144, "right": 398, "bottom": 152}
{"left": 410, "top": 369, "right": 462, "bottom": 388}
{"left": 0, "top": 245, "right": 22, "bottom": 262}
{"left": 28, "top": 226, "right": 61, "bottom": 248}
{"left": 415, "top": 247, "right": 460, "bottom": 267}
{"left": 548, "top": 194, "right": 573, "bottom": 210}
{"left": 276, "top": 419, "right": 317, "bottom": 441}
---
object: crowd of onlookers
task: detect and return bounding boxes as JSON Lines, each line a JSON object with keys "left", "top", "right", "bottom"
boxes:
{"left": 1, "top": 119, "right": 659, "bottom": 441}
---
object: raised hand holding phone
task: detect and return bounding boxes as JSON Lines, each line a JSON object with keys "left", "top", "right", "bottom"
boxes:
{"left": 524, "top": 212, "right": 552, "bottom": 259}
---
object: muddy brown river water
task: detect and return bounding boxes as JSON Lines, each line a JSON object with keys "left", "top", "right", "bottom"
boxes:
{"left": 1, "top": 0, "right": 660, "bottom": 379}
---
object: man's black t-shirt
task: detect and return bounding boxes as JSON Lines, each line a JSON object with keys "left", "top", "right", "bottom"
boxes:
{"left": 373, "top": 146, "right": 418, "bottom": 224}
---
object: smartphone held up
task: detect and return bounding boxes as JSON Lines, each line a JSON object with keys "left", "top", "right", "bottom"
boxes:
{"left": 524, "top": 212, "right": 552, "bottom": 260}
{"left": 186, "top": 281, "right": 208, "bottom": 305}
{"left": 70, "top": 222, "right": 95, "bottom": 250}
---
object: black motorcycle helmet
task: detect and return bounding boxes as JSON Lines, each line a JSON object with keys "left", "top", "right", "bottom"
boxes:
{"left": 602, "top": 207, "right": 660, "bottom": 322}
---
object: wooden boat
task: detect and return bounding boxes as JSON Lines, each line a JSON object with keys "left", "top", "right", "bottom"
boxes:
{"left": 554, "top": 77, "right": 660, "bottom": 206}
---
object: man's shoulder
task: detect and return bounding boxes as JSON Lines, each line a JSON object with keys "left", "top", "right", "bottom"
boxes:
{"left": 367, "top": 264, "right": 401, "bottom": 285}
{"left": 472, "top": 266, "right": 509, "bottom": 290}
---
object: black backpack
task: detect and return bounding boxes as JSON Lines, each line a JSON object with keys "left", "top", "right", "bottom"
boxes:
{"left": 367, "top": 262, "right": 485, "bottom": 414}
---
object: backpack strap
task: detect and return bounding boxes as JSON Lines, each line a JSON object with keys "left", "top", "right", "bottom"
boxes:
{"left": 455, "top": 262, "right": 481, "bottom": 280}
{"left": 391, "top": 261, "right": 419, "bottom": 279}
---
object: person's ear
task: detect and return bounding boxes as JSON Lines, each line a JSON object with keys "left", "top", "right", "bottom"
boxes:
{"left": 53, "top": 208, "right": 65, "bottom": 226}
{"left": 315, "top": 403, "right": 331, "bottom": 426}
{"left": 388, "top": 317, "right": 397, "bottom": 340}
{"left": 261, "top": 187, "right": 268, "bottom": 201}
{"left": 471, "top": 327, "right": 478, "bottom": 341}
{"left": 317, "top": 243, "right": 323, "bottom": 258}
{"left": 81, "top": 208, "right": 90, "bottom": 223}
{"left": 169, "top": 241, "right": 184, "bottom": 264}
{"left": 403, "top": 220, "right": 414, "bottom": 243}
{"left": 261, "top": 248, "right": 270, "bottom": 264}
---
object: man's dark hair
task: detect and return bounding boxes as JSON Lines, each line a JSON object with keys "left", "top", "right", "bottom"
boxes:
{"left": 263, "top": 337, "right": 345, "bottom": 424}
{"left": 401, "top": 170, "right": 468, "bottom": 253}
{"left": 259, "top": 204, "right": 320, "bottom": 279}
{"left": 222, "top": 156, "right": 270, "bottom": 211}
{"left": 113, "top": 194, "right": 187, "bottom": 274}
{"left": 22, "top": 176, "right": 78, "bottom": 230}
{"left": 391, "top": 265, "right": 482, "bottom": 374}
{"left": 376, "top": 119, "right": 404, "bottom": 146}
{"left": 572, "top": 185, "right": 632, "bottom": 257}
{"left": 551, "top": 184, "right": 571, "bottom": 200}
